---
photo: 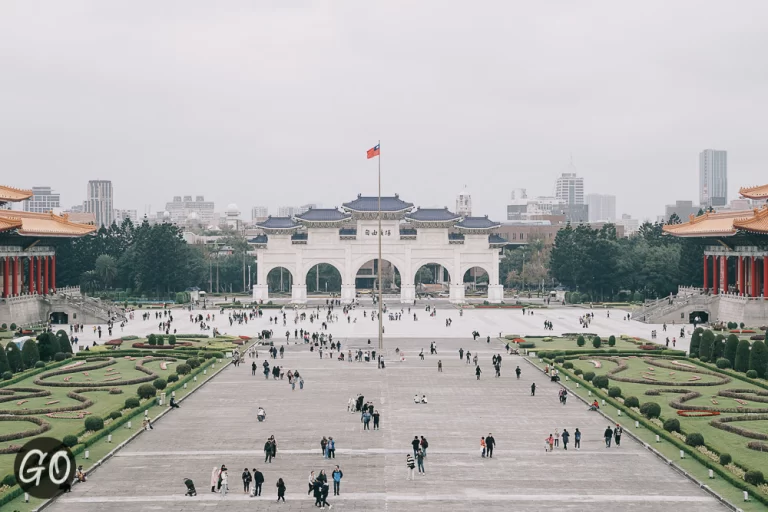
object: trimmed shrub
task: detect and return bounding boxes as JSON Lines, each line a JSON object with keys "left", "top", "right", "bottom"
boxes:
{"left": 84, "top": 416, "right": 104, "bottom": 432}
{"left": 187, "top": 357, "right": 201, "bottom": 369}
{"left": 147, "top": 334, "right": 157, "bottom": 346}
{"left": 53, "top": 352, "right": 68, "bottom": 362}
{"left": 715, "top": 357, "right": 731, "bottom": 369}
{"left": 167, "top": 373, "right": 179, "bottom": 383}
{"left": 62, "top": 434, "right": 78, "bottom": 447}
{"left": 685, "top": 433, "right": 703, "bottom": 447}
{"left": 689, "top": 329, "right": 701, "bottom": 358}
{"left": 124, "top": 397, "right": 140, "bottom": 409}
{"left": 699, "top": 330, "right": 715, "bottom": 361}
{"left": 583, "top": 371, "right": 595, "bottom": 382}
{"left": 719, "top": 453, "right": 732, "bottom": 466}
{"left": 608, "top": 386, "right": 622, "bottom": 398}
{"left": 744, "top": 470, "right": 764, "bottom": 486}
{"left": 554, "top": 356, "right": 565, "bottom": 364}
{"left": 9, "top": 323, "right": 16, "bottom": 330}
{"left": 592, "top": 375, "right": 609, "bottom": 389}
{"left": 725, "top": 334, "right": 739, "bottom": 367}
{"left": 563, "top": 362, "right": 574, "bottom": 369}
{"left": 592, "top": 336, "right": 602, "bottom": 349}
{"left": 153, "top": 378, "right": 167, "bottom": 390}
{"left": 176, "top": 363, "right": 191, "bottom": 375}
{"left": 518, "top": 342, "right": 535, "bottom": 348}
{"left": 34, "top": 361, "right": 46, "bottom": 369}
{"left": 663, "top": 418, "right": 681, "bottom": 433}
{"left": 1, "top": 474, "right": 15, "bottom": 487}
{"left": 211, "top": 351, "right": 225, "bottom": 359}
{"left": 640, "top": 402, "right": 661, "bottom": 419}
{"left": 22, "top": 340, "right": 40, "bottom": 368}
{"left": 577, "top": 336, "right": 585, "bottom": 347}
{"left": 156, "top": 335, "right": 164, "bottom": 346}
{"left": 735, "top": 339, "right": 751, "bottom": 372}
{"left": 2, "top": 371, "right": 12, "bottom": 380}
{"left": 749, "top": 340, "right": 768, "bottom": 378}
{"left": 712, "top": 334, "right": 726, "bottom": 359}
{"left": 624, "top": 396, "right": 640, "bottom": 408}
{"left": 699, "top": 356, "right": 709, "bottom": 363}
{"left": 608, "top": 335, "right": 616, "bottom": 347}
{"left": 168, "top": 335, "right": 176, "bottom": 346}
{"left": 746, "top": 370, "right": 758, "bottom": 379}
{"left": 109, "top": 411, "right": 123, "bottom": 420}
{"left": 137, "top": 384, "right": 157, "bottom": 399}
{"left": 574, "top": 368, "right": 583, "bottom": 376}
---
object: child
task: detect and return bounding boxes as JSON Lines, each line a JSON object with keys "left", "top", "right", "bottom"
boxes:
{"left": 546, "top": 434, "right": 554, "bottom": 452}
{"left": 481, "top": 437, "right": 486, "bottom": 457}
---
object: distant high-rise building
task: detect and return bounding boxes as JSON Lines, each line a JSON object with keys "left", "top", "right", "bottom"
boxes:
{"left": 86, "top": 180, "right": 114, "bottom": 227}
{"left": 277, "top": 206, "right": 297, "bottom": 217}
{"left": 164, "top": 195, "right": 215, "bottom": 225}
{"left": 114, "top": 209, "right": 138, "bottom": 224}
{"left": 456, "top": 187, "right": 472, "bottom": 217}
{"left": 699, "top": 149, "right": 728, "bottom": 208}
{"left": 555, "top": 172, "right": 584, "bottom": 205}
{"left": 665, "top": 200, "right": 701, "bottom": 222}
{"left": 23, "top": 186, "right": 60, "bottom": 213}
{"left": 586, "top": 193, "right": 616, "bottom": 222}
{"left": 251, "top": 206, "right": 269, "bottom": 221}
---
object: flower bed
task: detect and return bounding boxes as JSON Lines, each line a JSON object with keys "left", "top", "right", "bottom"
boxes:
{"left": 710, "top": 414, "right": 768, "bottom": 440}
{"left": 105, "top": 339, "right": 123, "bottom": 346}
{"left": 676, "top": 410, "right": 720, "bottom": 417}
{"left": 131, "top": 342, "right": 193, "bottom": 349}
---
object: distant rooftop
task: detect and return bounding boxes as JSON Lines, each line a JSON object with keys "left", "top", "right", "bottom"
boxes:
{"left": 405, "top": 207, "right": 461, "bottom": 222}
{"left": 342, "top": 194, "right": 414, "bottom": 212}
{"left": 295, "top": 208, "right": 351, "bottom": 222}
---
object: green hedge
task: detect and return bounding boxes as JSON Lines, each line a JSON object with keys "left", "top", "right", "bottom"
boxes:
{"left": 554, "top": 364, "right": 768, "bottom": 506}
{"left": 0, "top": 358, "right": 71, "bottom": 389}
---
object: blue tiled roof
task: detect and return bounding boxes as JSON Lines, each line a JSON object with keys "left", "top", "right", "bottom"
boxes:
{"left": 291, "top": 233, "right": 308, "bottom": 240}
{"left": 405, "top": 207, "right": 461, "bottom": 222}
{"left": 295, "top": 209, "right": 351, "bottom": 222}
{"left": 455, "top": 216, "right": 500, "bottom": 229}
{"left": 256, "top": 216, "right": 300, "bottom": 229}
{"left": 489, "top": 234, "right": 507, "bottom": 244}
{"left": 339, "top": 228, "right": 357, "bottom": 236}
{"left": 448, "top": 232, "right": 465, "bottom": 240}
{"left": 399, "top": 228, "right": 417, "bottom": 236}
{"left": 342, "top": 194, "right": 413, "bottom": 212}
{"left": 249, "top": 235, "right": 268, "bottom": 244}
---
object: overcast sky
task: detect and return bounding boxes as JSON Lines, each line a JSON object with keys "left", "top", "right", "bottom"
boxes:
{"left": 2, "top": 1, "right": 766, "bottom": 222}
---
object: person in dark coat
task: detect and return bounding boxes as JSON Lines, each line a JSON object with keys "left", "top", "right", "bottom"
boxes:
{"left": 485, "top": 433, "right": 496, "bottom": 458}
{"left": 241, "top": 468, "right": 252, "bottom": 494}
{"left": 475, "top": 366, "right": 482, "bottom": 380}
{"left": 561, "top": 429, "right": 570, "bottom": 450}
{"left": 276, "top": 478, "right": 286, "bottom": 502}
{"left": 531, "top": 382, "right": 536, "bottom": 396}
{"left": 604, "top": 426, "right": 614, "bottom": 448}
{"left": 320, "top": 482, "right": 332, "bottom": 508}
{"left": 252, "top": 468, "right": 264, "bottom": 496}
{"left": 312, "top": 479, "right": 322, "bottom": 507}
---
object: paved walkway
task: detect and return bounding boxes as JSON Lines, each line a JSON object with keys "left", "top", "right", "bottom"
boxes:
{"left": 47, "top": 336, "right": 718, "bottom": 511}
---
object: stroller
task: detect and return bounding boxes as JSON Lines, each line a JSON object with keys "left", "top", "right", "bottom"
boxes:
{"left": 184, "top": 478, "right": 197, "bottom": 496}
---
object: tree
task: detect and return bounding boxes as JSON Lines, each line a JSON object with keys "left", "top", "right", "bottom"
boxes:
{"left": 6, "top": 343, "right": 23, "bottom": 372}
{"left": 21, "top": 340, "right": 40, "bottom": 368}
{"left": 749, "top": 340, "right": 767, "bottom": 379}
{"left": 725, "top": 334, "right": 739, "bottom": 367}
{"left": 80, "top": 270, "right": 100, "bottom": 293}
{"left": 56, "top": 330, "right": 73, "bottom": 354}
{"left": 734, "top": 339, "right": 751, "bottom": 373}
{"left": 712, "top": 334, "right": 725, "bottom": 360}
{"left": 592, "top": 336, "right": 602, "bottom": 348}
{"left": 0, "top": 344, "right": 10, "bottom": 374}
{"left": 94, "top": 254, "right": 118, "bottom": 289}
{"left": 37, "top": 332, "right": 60, "bottom": 361}
{"left": 689, "top": 330, "right": 701, "bottom": 358}
{"left": 699, "top": 330, "right": 715, "bottom": 360}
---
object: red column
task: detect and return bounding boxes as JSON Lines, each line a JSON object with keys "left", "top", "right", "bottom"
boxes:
{"left": 751, "top": 256, "right": 758, "bottom": 298}
{"left": 51, "top": 255, "right": 56, "bottom": 292}
{"left": 3, "top": 258, "right": 11, "bottom": 297}
{"left": 36, "top": 256, "right": 42, "bottom": 295}
{"left": 43, "top": 256, "right": 49, "bottom": 295}
{"left": 28, "top": 256, "right": 34, "bottom": 294}
{"left": 764, "top": 257, "right": 768, "bottom": 298}
{"left": 703, "top": 255, "right": 709, "bottom": 291}
{"left": 712, "top": 255, "right": 719, "bottom": 294}
{"left": 721, "top": 255, "right": 728, "bottom": 293}
{"left": 12, "top": 257, "right": 18, "bottom": 297}
{"left": 738, "top": 256, "right": 745, "bottom": 295}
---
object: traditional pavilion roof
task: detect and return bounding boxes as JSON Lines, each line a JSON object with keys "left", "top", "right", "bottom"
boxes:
{"left": 662, "top": 210, "right": 752, "bottom": 237}
{"left": 342, "top": 194, "right": 414, "bottom": 212}
{"left": 405, "top": 207, "right": 461, "bottom": 222}
{"left": 455, "top": 216, "right": 500, "bottom": 230}
{"left": 0, "top": 216, "right": 23, "bottom": 233}
{"left": 733, "top": 207, "right": 768, "bottom": 234}
{"left": 256, "top": 216, "right": 301, "bottom": 230}
{"left": 489, "top": 234, "right": 507, "bottom": 245}
{"left": 739, "top": 184, "right": 768, "bottom": 200}
{"left": 0, "top": 185, "right": 33, "bottom": 204}
{"left": 248, "top": 235, "right": 268, "bottom": 244}
{"left": 0, "top": 211, "right": 97, "bottom": 237}
{"left": 294, "top": 208, "right": 351, "bottom": 222}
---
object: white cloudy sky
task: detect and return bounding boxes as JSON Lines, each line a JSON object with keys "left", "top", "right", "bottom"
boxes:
{"left": 1, "top": 1, "right": 766, "bottom": 221}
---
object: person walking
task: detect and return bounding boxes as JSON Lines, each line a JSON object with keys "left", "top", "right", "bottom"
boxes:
{"left": 321, "top": 436, "right": 328, "bottom": 457}
{"left": 531, "top": 382, "right": 536, "bottom": 396}
{"left": 210, "top": 466, "right": 220, "bottom": 493}
{"left": 307, "top": 471, "right": 316, "bottom": 495}
{"left": 332, "top": 465, "right": 343, "bottom": 495}
{"left": 264, "top": 439, "right": 274, "bottom": 463}
{"left": 242, "top": 468, "right": 252, "bottom": 494}
{"left": 411, "top": 436, "right": 420, "bottom": 456}
{"left": 554, "top": 429, "right": 559, "bottom": 448}
{"left": 604, "top": 425, "right": 613, "bottom": 448}
{"left": 614, "top": 424, "right": 623, "bottom": 447}
{"left": 328, "top": 437, "right": 336, "bottom": 458}
{"left": 515, "top": 366, "right": 521, "bottom": 379}
{"left": 437, "top": 360, "right": 442, "bottom": 372}
{"left": 219, "top": 468, "right": 229, "bottom": 496}
{"left": 373, "top": 409, "right": 380, "bottom": 430}
{"left": 276, "top": 478, "right": 286, "bottom": 502}
{"left": 475, "top": 365, "right": 482, "bottom": 380}
{"left": 416, "top": 448, "right": 425, "bottom": 475}
{"left": 252, "top": 361, "right": 256, "bottom": 376}
{"left": 485, "top": 433, "right": 496, "bottom": 458}
{"left": 320, "top": 481, "right": 332, "bottom": 509}
{"left": 546, "top": 434, "right": 554, "bottom": 452}
{"left": 420, "top": 436, "right": 429, "bottom": 457}
{"left": 561, "top": 429, "right": 570, "bottom": 450}
{"left": 574, "top": 428, "right": 581, "bottom": 450}
{"left": 406, "top": 453, "right": 416, "bottom": 480}
{"left": 459, "top": 348, "right": 464, "bottom": 360}
{"left": 252, "top": 468, "right": 264, "bottom": 496}
{"left": 480, "top": 437, "right": 486, "bottom": 457}
{"left": 362, "top": 410, "right": 372, "bottom": 430}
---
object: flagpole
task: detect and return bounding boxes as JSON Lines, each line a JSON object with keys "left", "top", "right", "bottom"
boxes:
{"left": 377, "top": 140, "right": 383, "bottom": 359}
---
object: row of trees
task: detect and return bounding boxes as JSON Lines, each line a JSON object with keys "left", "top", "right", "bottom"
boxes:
{"left": 689, "top": 329, "right": 768, "bottom": 378}
{"left": 55, "top": 219, "right": 256, "bottom": 297}
{"left": 0, "top": 330, "right": 73, "bottom": 376}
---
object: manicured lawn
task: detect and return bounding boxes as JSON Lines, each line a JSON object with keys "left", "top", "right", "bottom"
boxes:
{"left": 519, "top": 335, "right": 644, "bottom": 352}
{"left": 531, "top": 354, "right": 768, "bottom": 491}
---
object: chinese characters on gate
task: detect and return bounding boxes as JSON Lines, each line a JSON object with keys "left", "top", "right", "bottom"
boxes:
{"left": 364, "top": 229, "right": 391, "bottom": 236}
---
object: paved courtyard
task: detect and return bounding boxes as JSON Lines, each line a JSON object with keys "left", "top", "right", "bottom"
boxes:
{"left": 47, "top": 328, "right": 719, "bottom": 511}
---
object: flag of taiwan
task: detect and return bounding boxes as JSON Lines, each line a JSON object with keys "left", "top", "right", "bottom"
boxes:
{"left": 366, "top": 144, "right": 380, "bottom": 159}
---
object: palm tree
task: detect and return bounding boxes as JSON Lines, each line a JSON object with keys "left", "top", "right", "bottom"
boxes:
{"left": 95, "top": 254, "right": 118, "bottom": 289}
{"left": 80, "top": 270, "right": 100, "bottom": 293}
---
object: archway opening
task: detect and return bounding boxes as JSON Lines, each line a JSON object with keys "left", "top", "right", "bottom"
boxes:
{"left": 414, "top": 263, "right": 451, "bottom": 297}
{"left": 355, "top": 259, "right": 401, "bottom": 295}
{"left": 463, "top": 267, "right": 489, "bottom": 296}
{"left": 267, "top": 267, "right": 293, "bottom": 295}
{"left": 306, "top": 264, "right": 342, "bottom": 295}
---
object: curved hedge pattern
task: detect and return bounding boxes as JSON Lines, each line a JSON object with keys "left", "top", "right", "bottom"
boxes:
{"left": 583, "top": 356, "right": 731, "bottom": 386}
{"left": 0, "top": 415, "right": 52, "bottom": 446}
{"left": 710, "top": 414, "right": 768, "bottom": 441}
{"left": 34, "top": 358, "right": 117, "bottom": 387}
{"left": 0, "top": 387, "right": 51, "bottom": 405}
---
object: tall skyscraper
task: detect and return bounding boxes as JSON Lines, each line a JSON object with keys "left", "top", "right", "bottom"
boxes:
{"left": 251, "top": 206, "right": 269, "bottom": 221}
{"left": 86, "top": 180, "right": 113, "bottom": 227}
{"left": 23, "top": 186, "right": 60, "bottom": 213}
{"left": 164, "top": 195, "right": 215, "bottom": 225}
{"left": 456, "top": 186, "right": 472, "bottom": 216}
{"left": 555, "top": 172, "right": 584, "bottom": 205}
{"left": 586, "top": 193, "right": 616, "bottom": 222}
{"left": 699, "top": 149, "right": 728, "bottom": 208}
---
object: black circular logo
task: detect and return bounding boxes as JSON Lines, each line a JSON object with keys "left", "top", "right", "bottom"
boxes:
{"left": 13, "top": 437, "right": 76, "bottom": 499}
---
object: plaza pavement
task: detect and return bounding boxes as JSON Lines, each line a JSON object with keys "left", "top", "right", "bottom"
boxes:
{"left": 64, "top": 302, "right": 692, "bottom": 354}
{"left": 46, "top": 333, "right": 720, "bottom": 511}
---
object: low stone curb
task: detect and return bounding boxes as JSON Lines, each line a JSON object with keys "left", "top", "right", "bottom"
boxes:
{"left": 520, "top": 356, "right": 739, "bottom": 512}
{"left": 33, "top": 356, "right": 235, "bottom": 512}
